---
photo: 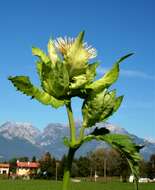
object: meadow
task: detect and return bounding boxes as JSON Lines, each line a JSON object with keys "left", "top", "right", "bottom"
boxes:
{"left": 0, "top": 180, "right": 154, "bottom": 190}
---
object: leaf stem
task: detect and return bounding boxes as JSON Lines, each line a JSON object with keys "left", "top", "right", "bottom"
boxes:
{"left": 79, "top": 125, "right": 85, "bottom": 142}
{"left": 65, "top": 101, "right": 76, "bottom": 145}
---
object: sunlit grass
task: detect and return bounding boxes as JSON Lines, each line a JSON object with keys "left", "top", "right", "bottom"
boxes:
{"left": 0, "top": 180, "right": 154, "bottom": 190}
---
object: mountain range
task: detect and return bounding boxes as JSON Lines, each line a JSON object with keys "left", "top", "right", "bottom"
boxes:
{"left": 0, "top": 121, "right": 154, "bottom": 160}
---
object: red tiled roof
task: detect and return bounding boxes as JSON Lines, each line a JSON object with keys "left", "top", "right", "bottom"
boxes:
{"left": 16, "top": 161, "right": 40, "bottom": 168}
{"left": 0, "top": 163, "right": 10, "bottom": 168}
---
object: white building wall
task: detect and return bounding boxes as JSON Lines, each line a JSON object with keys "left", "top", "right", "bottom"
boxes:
{"left": 0, "top": 168, "right": 9, "bottom": 174}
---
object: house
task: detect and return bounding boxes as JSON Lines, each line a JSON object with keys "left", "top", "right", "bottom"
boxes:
{"left": 0, "top": 163, "right": 10, "bottom": 175}
{"left": 16, "top": 160, "right": 40, "bottom": 177}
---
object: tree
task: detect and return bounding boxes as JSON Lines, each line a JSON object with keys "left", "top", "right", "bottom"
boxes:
{"left": 146, "top": 154, "right": 155, "bottom": 179}
{"left": 9, "top": 158, "right": 17, "bottom": 174}
{"left": 88, "top": 148, "right": 130, "bottom": 178}
{"left": 51, "top": 157, "right": 56, "bottom": 178}
{"left": 89, "top": 149, "right": 105, "bottom": 176}
{"left": 106, "top": 149, "right": 121, "bottom": 176}
{"left": 9, "top": 31, "right": 142, "bottom": 190}
{"left": 58, "top": 155, "right": 67, "bottom": 179}
{"left": 18, "top": 156, "right": 29, "bottom": 162}
{"left": 118, "top": 152, "right": 130, "bottom": 182}
{"left": 139, "top": 159, "right": 148, "bottom": 178}
{"left": 32, "top": 156, "right": 36, "bottom": 162}
{"left": 39, "top": 152, "right": 56, "bottom": 179}
{"left": 76, "top": 156, "right": 91, "bottom": 177}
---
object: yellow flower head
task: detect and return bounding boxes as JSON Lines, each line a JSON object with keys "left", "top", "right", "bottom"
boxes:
{"left": 52, "top": 32, "right": 97, "bottom": 76}
{"left": 47, "top": 32, "right": 97, "bottom": 76}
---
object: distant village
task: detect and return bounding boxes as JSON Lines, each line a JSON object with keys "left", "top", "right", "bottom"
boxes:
{"left": 0, "top": 161, "right": 40, "bottom": 179}
{"left": 0, "top": 149, "right": 155, "bottom": 183}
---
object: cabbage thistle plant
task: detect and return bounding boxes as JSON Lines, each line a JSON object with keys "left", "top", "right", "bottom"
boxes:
{"left": 9, "top": 31, "right": 141, "bottom": 190}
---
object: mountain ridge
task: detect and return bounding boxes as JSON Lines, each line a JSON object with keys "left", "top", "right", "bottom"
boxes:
{"left": 0, "top": 121, "right": 154, "bottom": 160}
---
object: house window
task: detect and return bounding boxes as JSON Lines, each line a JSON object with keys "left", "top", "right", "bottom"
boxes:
{"left": 2, "top": 170, "right": 6, "bottom": 174}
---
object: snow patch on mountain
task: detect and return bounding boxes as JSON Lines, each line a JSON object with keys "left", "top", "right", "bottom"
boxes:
{"left": 0, "top": 121, "right": 40, "bottom": 144}
{"left": 0, "top": 121, "right": 154, "bottom": 160}
{"left": 38, "top": 123, "right": 68, "bottom": 146}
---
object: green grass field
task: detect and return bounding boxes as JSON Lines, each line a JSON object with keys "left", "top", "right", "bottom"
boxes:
{"left": 0, "top": 180, "right": 154, "bottom": 190}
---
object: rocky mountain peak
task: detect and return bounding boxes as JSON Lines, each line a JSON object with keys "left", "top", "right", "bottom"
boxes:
{"left": 0, "top": 121, "right": 154, "bottom": 160}
{"left": 0, "top": 121, "right": 40, "bottom": 144}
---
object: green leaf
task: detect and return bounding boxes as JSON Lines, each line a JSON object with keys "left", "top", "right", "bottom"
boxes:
{"left": 86, "top": 63, "right": 119, "bottom": 93}
{"left": 69, "top": 62, "right": 99, "bottom": 91}
{"left": 48, "top": 39, "right": 59, "bottom": 64}
{"left": 63, "top": 137, "right": 70, "bottom": 147}
{"left": 70, "top": 74, "right": 87, "bottom": 89}
{"left": 64, "top": 31, "right": 88, "bottom": 77}
{"left": 82, "top": 90, "right": 123, "bottom": 127}
{"left": 41, "top": 61, "right": 69, "bottom": 99}
{"left": 82, "top": 133, "right": 142, "bottom": 189}
{"left": 100, "top": 134, "right": 141, "bottom": 187}
{"left": 86, "top": 53, "right": 133, "bottom": 93}
{"left": 8, "top": 76, "right": 64, "bottom": 108}
{"left": 114, "top": 96, "right": 124, "bottom": 112}
{"left": 35, "top": 61, "right": 43, "bottom": 81}
{"left": 115, "top": 53, "right": 134, "bottom": 65}
{"left": 32, "top": 47, "right": 50, "bottom": 64}
{"left": 86, "top": 62, "right": 99, "bottom": 83}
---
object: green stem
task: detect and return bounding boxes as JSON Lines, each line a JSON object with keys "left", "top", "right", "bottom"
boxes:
{"left": 62, "top": 148, "right": 76, "bottom": 190}
{"left": 134, "top": 178, "right": 139, "bottom": 190}
{"left": 65, "top": 101, "right": 76, "bottom": 145}
{"left": 62, "top": 100, "right": 77, "bottom": 190}
{"left": 79, "top": 125, "right": 85, "bottom": 141}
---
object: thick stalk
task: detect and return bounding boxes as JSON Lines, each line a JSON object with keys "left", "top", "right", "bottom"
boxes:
{"left": 134, "top": 179, "right": 139, "bottom": 190}
{"left": 62, "top": 101, "right": 77, "bottom": 190}
{"left": 65, "top": 101, "right": 76, "bottom": 145}
{"left": 62, "top": 148, "right": 76, "bottom": 190}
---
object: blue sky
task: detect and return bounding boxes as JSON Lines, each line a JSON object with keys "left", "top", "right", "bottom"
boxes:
{"left": 0, "top": 0, "right": 155, "bottom": 140}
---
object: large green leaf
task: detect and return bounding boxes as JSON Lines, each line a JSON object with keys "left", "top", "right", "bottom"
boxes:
{"left": 87, "top": 63, "right": 119, "bottom": 92}
{"left": 99, "top": 134, "right": 142, "bottom": 181}
{"left": 41, "top": 61, "right": 69, "bottom": 99}
{"left": 86, "top": 53, "right": 133, "bottom": 93}
{"left": 32, "top": 47, "right": 50, "bottom": 64}
{"left": 8, "top": 76, "right": 64, "bottom": 108}
{"left": 82, "top": 89, "right": 123, "bottom": 127}
{"left": 82, "top": 133, "right": 142, "bottom": 189}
